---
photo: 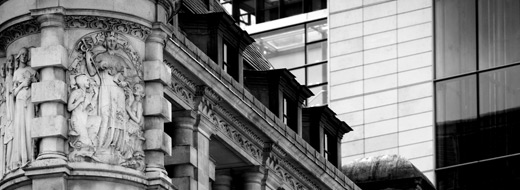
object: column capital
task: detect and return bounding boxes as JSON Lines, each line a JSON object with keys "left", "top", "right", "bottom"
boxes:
{"left": 31, "top": 7, "right": 65, "bottom": 28}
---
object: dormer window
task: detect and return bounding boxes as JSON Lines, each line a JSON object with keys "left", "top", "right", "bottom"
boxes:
{"left": 223, "top": 43, "right": 229, "bottom": 72}
{"left": 324, "top": 132, "right": 329, "bottom": 160}
{"left": 283, "top": 97, "right": 288, "bottom": 125}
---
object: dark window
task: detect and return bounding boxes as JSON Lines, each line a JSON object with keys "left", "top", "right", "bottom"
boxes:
{"left": 435, "top": 0, "right": 520, "bottom": 189}
{"left": 222, "top": 41, "right": 239, "bottom": 80}
{"left": 221, "top": 0, "right": 327, "bottom": 26}
{"left": 436, "top": 75, "right": 478, "bottom": 168}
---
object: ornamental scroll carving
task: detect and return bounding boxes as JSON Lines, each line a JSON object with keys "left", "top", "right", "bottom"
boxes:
{"left": 0, "top": 47, "right": 38, "bottom": 178}
{"left": 0, "top": 20, "right": 40, "bottom": 51}
{"left": 65, "top": 16, "right": 151, "bottom": 41}
{"left": 67, "top": 31, "right": 145, "bottom": 171}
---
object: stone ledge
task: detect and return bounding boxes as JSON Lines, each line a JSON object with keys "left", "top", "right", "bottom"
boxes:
{"left": 144, "top": 129, "right": 172, "bottom": 155}
{"left": 144, "top": 60, "right": 171, "bottom": 85}
{"left": 31, "top": 115, "right": 68, "bottom": 139}
{"left": 165, "top": 146, "right": 197, "bottom": 166}
{"left": 31, "top": 80, "right": 67, "bottom": 104}
{"left": 144, "top": 94, "right": 172, "bottom": 122}
{"left": 31, "top": 45, "right": 68, "bottom": 69}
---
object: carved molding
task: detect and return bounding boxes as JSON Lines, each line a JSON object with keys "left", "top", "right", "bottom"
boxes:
{"left": 165, "top": 62, "right": 322, "bottom": 190}
{"left": 65, "top": 15, "right": 151, "bottom": 41}
{"left": 0, "top": 19, "right": 40, "bottom": 51}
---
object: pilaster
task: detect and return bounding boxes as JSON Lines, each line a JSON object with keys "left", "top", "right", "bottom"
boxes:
{"left": 143, "top": 23, "right": 173, "bottom": 188}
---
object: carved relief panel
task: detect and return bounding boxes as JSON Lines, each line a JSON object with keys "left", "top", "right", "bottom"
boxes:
{"left": 68, "top": 31, "right": 145, "bottom": 171}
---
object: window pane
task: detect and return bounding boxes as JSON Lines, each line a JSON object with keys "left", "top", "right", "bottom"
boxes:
{"left": 479, "top": 65, "right": 520, "bottom": 159}
{"left": 258, "top": 0, "right": 280, "bottom": 23}
{"left": 478, "top": 0, "right": 520, "bottom": 69}
{"left": 307, "top": 63, "right": 327, "bottom": 85}
{"left": 307, "top": 41, "right": 327, "bottom": 64}
{"left": 306, "top": 19, "right": 327, "bottom": 43}
{"left": 308, "top": 85, "right": 327, "bottom": 106}
{"left": 254, "top": 25, "right": 305, "bottom": 69}
{"left": 291, "top": 68, "right": 305, "bottom": 85}
{"left": 435, "top": 0, "right": 476, "bottom": 78}
{"left": 282, "top": 0, "right": 303, "bottom": 18}
{"left": 437, "top": 157, "right": 520, "bottom": 190}
{"left": 306, "top": 0, "right": 327, "bottom": 12}
{"left": 436, "top": 75, "right": 478, "bottom": 167}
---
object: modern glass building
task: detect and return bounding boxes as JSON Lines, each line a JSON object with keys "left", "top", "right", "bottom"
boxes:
{"left": 435, "top": 0, "right": 520, "bottom": 189}
{"left": 222, "top": 0, "right": 520, "bottom": 189}
{"left": 220, "top": 0, "right": 436, "bottom": 184}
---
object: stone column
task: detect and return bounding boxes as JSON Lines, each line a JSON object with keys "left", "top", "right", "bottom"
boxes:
{"left": 142, "top": 23, "right": 173, "bottom": 187}
{"left": 213, "top": 173, "right": 232, "bottom": 190}
{"left": 31, "top": 11, "right": 68, "bottom": 162}
{"left": 169, "top": 110, "right": 197, "bottom": 190}
{"left": 26, "top": 9, "right": 70, "bottom": 190}
{"left": 242, "top": 168, "right": 264, "bottom": 190}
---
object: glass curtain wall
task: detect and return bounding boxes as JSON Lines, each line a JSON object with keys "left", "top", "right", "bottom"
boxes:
{"left": 253, "top": 19, "right": 328, "bottom": 106}
{"left": 220, "top": 0, "right": 326, "bottom": 26}
{"left": 435, "top": 0, "right": 520, "bottom": 189}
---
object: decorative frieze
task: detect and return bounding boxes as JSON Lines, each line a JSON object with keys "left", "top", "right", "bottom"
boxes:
{"left": 65, "top": 15, "right": 151, "bottom": 41}
{"left": 0, "top": 19, "right": 40, "bottom": 51}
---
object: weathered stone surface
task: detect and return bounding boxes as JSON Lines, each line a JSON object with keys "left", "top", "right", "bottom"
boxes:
{"left": 31, "top": 45, "right": 68, "bottom": 69}
{"left": 31, "top": 115, "right": 68, "bottom": 138}
{"left": 144, "top": 94, "right": 172, "bottom": 121}
{"left": 31, "top": 80, "right": 67, "bottom": 104}
{"left": 144, "top": 60, "right": 172, "bottom": 85}
{"left": 144, "top": 129, "right": 171, "bottom": 154}
{"left": 165, "top": 146, "right": 197, "bottom": 165}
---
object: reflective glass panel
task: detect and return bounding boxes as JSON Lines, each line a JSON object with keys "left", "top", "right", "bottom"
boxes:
{"left": 253, "top": 25, "right": 305, "bottom": 69}
{"left": 436, "top": 75, "right": 478, "bottom": 167}
{"left": 479, "top": 65, "right": 520, "bottom": 159}
{"left": 308, "top": 85, "right": 327, "bottom": 106}
{"left": 478, "top": 0, "right": 520, "bottom": 69}
{"left": 435, "top": 0, "right": 476, "bottom": 78}
{"left": 437, "top": 156, "right": 520, "bottom": 190}
{"left": 306, "top": 19, "right": 328, "bottom": 42}
{"left": 307, "top": 63, "right": 327, "bottom": 85}
{"left": 291, "top": 68, "right": 305, "bottom": 85}
{"left": 307, "top": 41, "right": 327, "bottom": 64}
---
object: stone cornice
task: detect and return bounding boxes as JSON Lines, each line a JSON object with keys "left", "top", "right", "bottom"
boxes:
{"left": 165, "top": 31, "right": 361, "bottom": 190}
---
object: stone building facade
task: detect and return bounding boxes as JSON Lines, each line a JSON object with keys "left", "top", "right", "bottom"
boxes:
{"left": 0, "top": 0, "right": 358, "bottom": 190}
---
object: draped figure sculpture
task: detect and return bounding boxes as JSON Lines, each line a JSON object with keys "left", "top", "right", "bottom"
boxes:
{"left": 10, "top": 47, "right": 37, "bottom": 171}
{"left": 68, "top": 31, "right": 144, "bottom": 170}
{"left": 1, "top": 54, "right": 15, "bottom": 176}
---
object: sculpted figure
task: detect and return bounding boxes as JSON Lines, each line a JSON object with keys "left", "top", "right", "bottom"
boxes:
{"left": 68, "top": 75, "right": 96, "bottom": 161}
{"left": 121, "top": 84, "right": 145, "bottom": 170}
{"left": 2, "top": 55, "right": 15, "bottom": 174}
{"left": 0, "top": 59, "right": 6, "bottom": 178}
{"left": 68, "top": 31, "right": 144, "bottom": 169}
{"left": 84, "top": 32, "right": 130, "bottom": 163}
{"left": 10, "top": 47, "right": 37, "bottom": 170}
